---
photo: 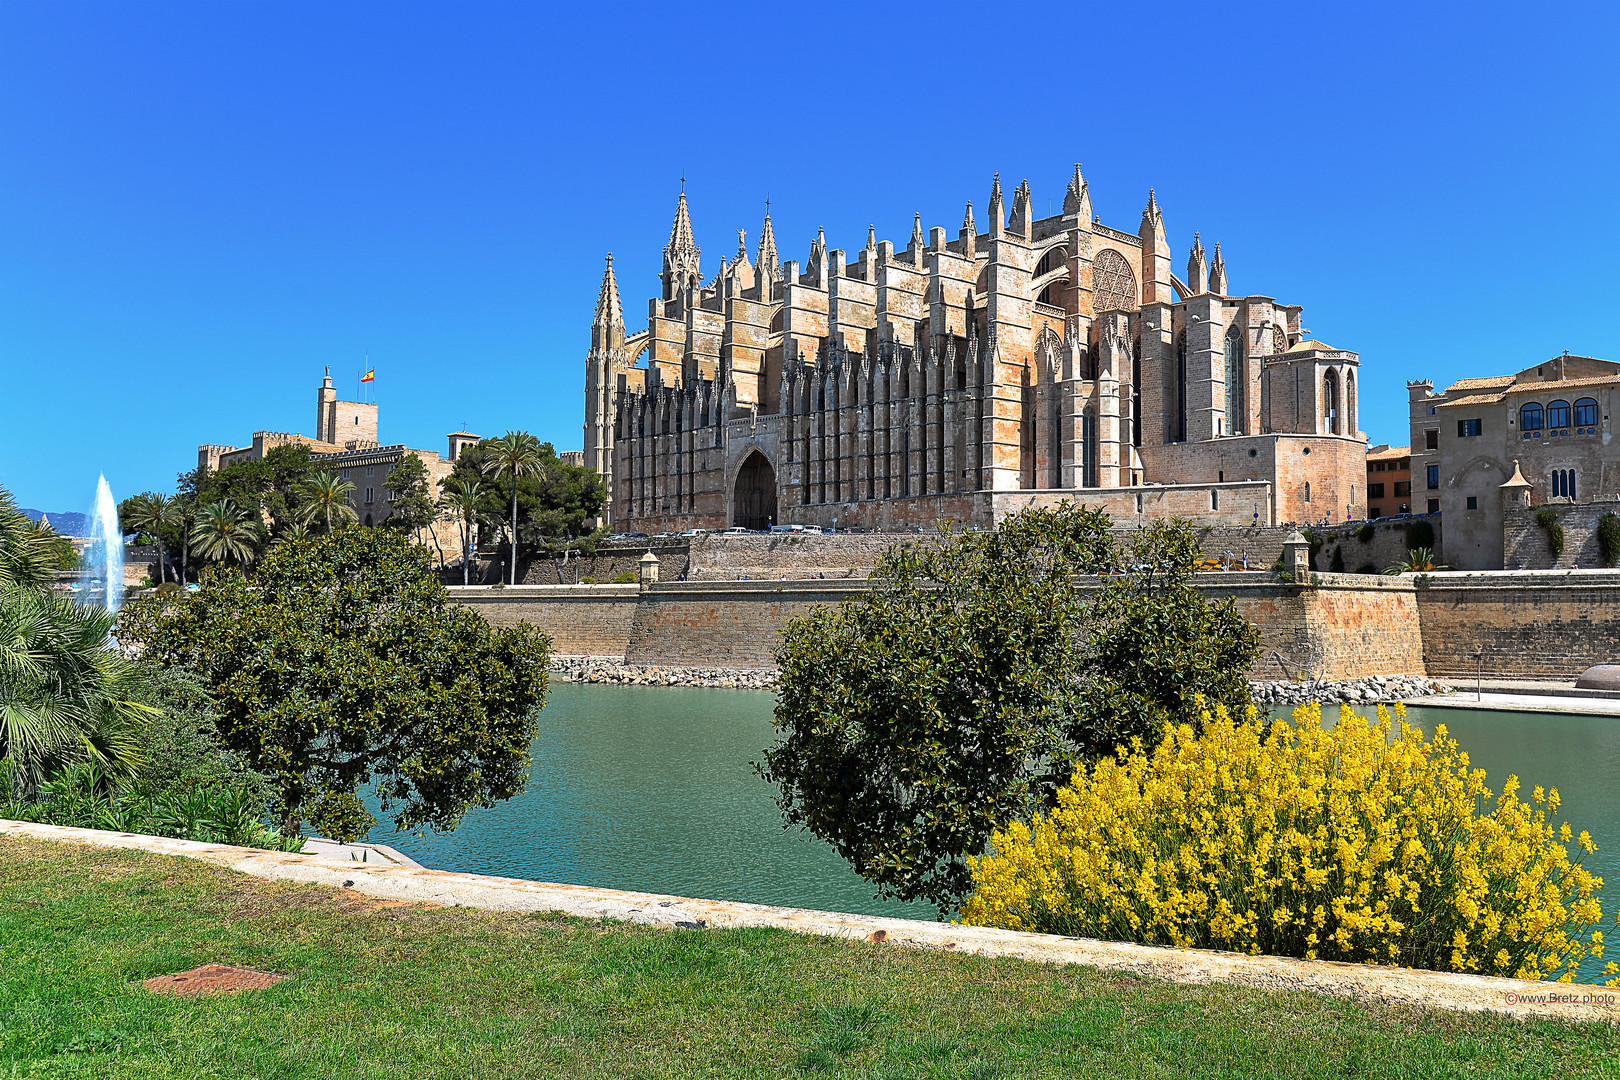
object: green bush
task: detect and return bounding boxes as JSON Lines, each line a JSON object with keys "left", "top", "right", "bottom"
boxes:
{"left": 1405, "top": 520, "right": 1436, "bottom": 551}
{"left": 1598, "top": 514, "right": 1620, "bottom": 568}
{"left": 1356, "top": 524, "right": 1376, "bottom": 544}
{"left": 1534, "top": 507, "right": 1565, "bottom": 560}
{"left": 1301, "top": 529, "right": 1324, "bottom": 571}
{"left": 611, "top": 571, "right": 638, "bottom": 584}
{"left": 579, "top": 576, "right": 598, "bottom": 584}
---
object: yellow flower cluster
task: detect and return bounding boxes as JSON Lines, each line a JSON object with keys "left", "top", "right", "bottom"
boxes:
{"left": 961, "top": 701, "right": 1619, "bottom": 983}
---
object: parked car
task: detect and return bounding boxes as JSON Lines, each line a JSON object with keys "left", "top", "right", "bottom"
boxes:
{"left": 719, "top": 526, "right": 750, "bottom": 535}
{"left": 678, "top": 528, "right": 707, "bottom": 537}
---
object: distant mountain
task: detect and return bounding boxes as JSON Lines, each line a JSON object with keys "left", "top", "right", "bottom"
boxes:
{"left": 19, "top": 509, "right": 92, "bottom": 537}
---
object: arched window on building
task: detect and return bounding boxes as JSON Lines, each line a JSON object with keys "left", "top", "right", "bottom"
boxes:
{"left": 1520, "top": 402, "right": 1544, "bottom": 433}
{"left": 1574, "top": 397, "right": 1599, "bottom": 427}
{"left": 1345, "top": 369, "right": 1357, "bottom": 435}
{"left": 1547, "top": 400, "right": 1571, "bottom": 430}
{"left": 1223, "top": 325, "right": 1244, "bottom": 435}
{"left": 1092, "top": 249, "right": 1138, "bottom": 312}
{"left": 1304, "top": 481, "right": 1312, "bottom": 503}
{"left": 1174, "top": 330, "right": 1188, "bottom": 442}
{"left": 1131, "top": 336, "right": 1142, "bottom": 447}
{"left": 1323, "top": 368, "right": 1340, "bottom": 435}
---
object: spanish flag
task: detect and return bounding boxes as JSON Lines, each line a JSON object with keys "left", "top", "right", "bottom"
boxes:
{"left": 360, "top": 368, "right": 375, "bottom": 383}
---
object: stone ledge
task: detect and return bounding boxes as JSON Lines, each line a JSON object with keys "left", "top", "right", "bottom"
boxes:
{"left": 4, "top": 820, "right": 1613, "bottom": 1025}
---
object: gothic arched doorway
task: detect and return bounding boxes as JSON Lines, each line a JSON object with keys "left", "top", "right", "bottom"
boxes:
{"left": 732, "top": 450, "right": 777, "bottom": 531}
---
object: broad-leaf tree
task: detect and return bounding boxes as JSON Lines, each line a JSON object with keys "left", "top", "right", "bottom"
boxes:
{"left": 449, "top": 438, "right": 605, "bottom": 580}
{"left": 120, "top": 526, "right": 552, "bottom": 840}
{"left": 382, "top": 454, "right": 439, "bottom": 554}
{"left": 758, "top": 506, "right": 1261, "bottom": 913}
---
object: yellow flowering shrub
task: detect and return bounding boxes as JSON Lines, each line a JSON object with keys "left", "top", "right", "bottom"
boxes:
{"left": 961, "top": 701, "right": 1619, "bottom": 983}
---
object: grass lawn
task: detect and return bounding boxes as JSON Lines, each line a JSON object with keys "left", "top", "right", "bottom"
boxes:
{"left": 1, "top": 839, "right": 1615, "bottom": 1079}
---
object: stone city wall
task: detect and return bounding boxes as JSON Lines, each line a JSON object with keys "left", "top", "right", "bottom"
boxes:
{"left": 1303, "top": 515, "right": 1443, "bottom": 576}
{"left": 1413, "top": 570, "right": 1620, "bottom": 679}
{"left": 455, "top": 574, "right": 1428, "bottom": 679}
{"left": 1502, "top": 500, "right": 1620, "bottom": 571}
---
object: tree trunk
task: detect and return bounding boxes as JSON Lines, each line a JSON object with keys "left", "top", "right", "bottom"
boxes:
{"left": 462, "top": 519, "right": 471, "bottom": 585}
{"left": 509, "top": 483, "right": 519, "bottom": 586}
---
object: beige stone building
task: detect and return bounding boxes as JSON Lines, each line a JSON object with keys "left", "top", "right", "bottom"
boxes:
{"left": 1410, "top": 352, "right": 1620, "bottom": 568}
{"left": 586, "top": 168, "right": 1367, "bottom": 533}
{"left": 199, "top": 372, "right": 478, "bottom": 558}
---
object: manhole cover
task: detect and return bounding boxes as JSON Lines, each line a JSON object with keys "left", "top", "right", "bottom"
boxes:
{"left": 144, "top": 964, "right": 286, "bottom": 997}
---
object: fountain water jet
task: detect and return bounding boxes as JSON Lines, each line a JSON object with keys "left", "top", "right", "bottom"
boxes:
{"left": 87, "top": 474, "right": 123, "bottom": 616}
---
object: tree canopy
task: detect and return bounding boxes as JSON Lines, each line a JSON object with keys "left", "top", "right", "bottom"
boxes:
{"left": 758, "top": 506, "right": 1261, "bottom": 912}
{"left": 448, "top": 437, "right": 605, "bottom": 561}
{"left": 120, "top": 526, "right": 552, "bottom": 840}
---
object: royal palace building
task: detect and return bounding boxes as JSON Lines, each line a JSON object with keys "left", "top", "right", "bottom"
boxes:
{"left": 585, "top": 167, "right": 1366, "bottom": 532}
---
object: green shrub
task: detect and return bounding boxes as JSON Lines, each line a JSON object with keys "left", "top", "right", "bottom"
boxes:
{"left": 1534, "top": 507, "right": 1565, "bottom": 560}
{"left": 579, "top": 576, "right": 598, "bottom": 584}
{"left": 962, "top": 701, "right": 1615, "bottom": 983}
{"left": 1301, "top": 529, "right": 1324, "bottom": 571}
{"left": 1598, "top": 514, "right": 1620, "bottom": 568}
{"left": 611, "top": 571, "right": 638, "bottom": 584}
{"left": 1405, "top": 520, "right": 1436, "bottom": 551}
{"left": 1356, "top": 524, "right": 1376, "bottom": 544}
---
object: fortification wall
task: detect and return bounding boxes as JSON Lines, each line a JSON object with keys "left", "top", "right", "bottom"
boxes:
{"left": 1414, "top": 570, "right": 1620, "bottom": 678}
{"left": 1503, "top": 501, "right": 1620, "bottom": 570}
{"left": 455, "top": 574, "right": 1428, "bottom": 678}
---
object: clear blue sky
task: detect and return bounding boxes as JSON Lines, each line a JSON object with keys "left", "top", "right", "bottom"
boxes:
{"left": 3, "top": 1, "right": 1617, "bottom": 512}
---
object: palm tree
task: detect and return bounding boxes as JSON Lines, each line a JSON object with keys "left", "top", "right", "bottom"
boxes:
{"left": 0, "top": 483, "right": 152, "bottom": 792}
{"left": 480, "top": 432, "right": 545, "bottom": 586}
{"left": 438, "top": 477, "right": 485, "bottom": 585}
{"left": 172, "top": 497, "right": 197, "bottom": 585}
{"left": 122, "top": 493, "right": 174, "bottom": 583}
{"left": 191, "top": 501, "right": 262, "bottom": 566}
{"left": 298, "top": 471, "right": 360, "bottom": 534}
{"left": 272, "top": 521, "right": 313, "bottom": 548}
{"left": 1384, "top": 547, "right": 1447, "bottom": 575}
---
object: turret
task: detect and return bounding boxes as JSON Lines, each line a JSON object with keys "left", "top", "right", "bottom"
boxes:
{"left": 1061, "top": 163, "right": 1091, "bottom": 219}
{"left": 987, "top": 173, "right": 1005, "bottom": 239}
{"left": 1008, "top": 179, "right": 1033, "bottom": 238}
{"left": 907, "top": 212, "right": 925, "bottom": 267}
{"left": 1187, "top": 233, "right": 1208, "bottom": 295}
{"left": 959, "top": 201, "right": 977, "bottom": 259}
{"left": 1139, "top": 188, "right": 1173, "bottom": 306}
{"left": 1209, "top": 242, "right": 1227, "bottom": 295}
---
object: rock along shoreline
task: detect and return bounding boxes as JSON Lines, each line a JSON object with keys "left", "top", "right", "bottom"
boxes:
{"left": 549, "top": 657, "right": 1452, "bottom": 703}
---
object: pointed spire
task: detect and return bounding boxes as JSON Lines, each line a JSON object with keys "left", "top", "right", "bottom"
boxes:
{"left": 756, "top": 201, "right": 777, "bottom": 274}
{"left": 960, "top": 201, "right": 977, "bottom": 258}
{"left": 908, "top": 212, "right": 925, "bottom": 265}
{"left": 806, "top": 225, "right": 827, "bottom": 285}
{"left": 866, "top": 224, "right": 877, "bottom": 252}
{"left": 961, "top": 201, "right": 975, "bottom": 233}
{"left": 592, "top": 253, "right": 624, "bottom": 352}
{"left": 1209, "top": 242, "right": 1227, "bottom": 295}
{"left": 1063, "top": 163, "right": 1090, "bottom": 216}
{"left": 987, "top": 173, "right": 1005, "bottom": 238}
{"left": 1009, "top": 178, "right": 1033, "bottom": 237}
{"left": 1187, "top": 232, "right": 1208, "bottom": 294}
{"left": 667, "top": 189, "right": 699, "bottom": 262}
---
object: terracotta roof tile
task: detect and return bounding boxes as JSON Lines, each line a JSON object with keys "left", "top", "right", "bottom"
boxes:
{"left": 1445, "top": 375, "right": 1515, "bottom": 392}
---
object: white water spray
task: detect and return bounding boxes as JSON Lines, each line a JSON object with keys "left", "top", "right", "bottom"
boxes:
{"left": 87, "top": 474, "right": 123, "bottom": 617}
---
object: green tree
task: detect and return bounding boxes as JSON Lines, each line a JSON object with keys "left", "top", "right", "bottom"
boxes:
{"left": 0, "top": 485, "right": 153, "bottom": 791}
{"left": 382, "top": 454, "right": 439, "bottom": 552}
{"left": 450, "top": 438, "right": 605, "bottom": 578}
{"left": 758, "top": 506, "right": 1262, "bottom": 912}
{"left": 120, "top": 493, "right": 175, "bottom": 583}
{"left": 191, "top": 500, "right": 263, "bottom": 566}
{"left": 479, "top": 431, "right": 547, "bottom": 586}
{"left": 192, "top": 444, "right": 318, "bottom": 539}
{"left": 438, "top": 476, "right": 486, "bottom": 585}
{"left": 120, "top": 527, "right": 552, "bottom": 840}
{"left": 298, "top": 470, "right": 360, "bottom": 534}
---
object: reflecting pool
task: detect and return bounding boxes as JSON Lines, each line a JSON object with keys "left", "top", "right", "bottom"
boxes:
{"left": 368, "top": 686, "right": 1620, "bottom": 977}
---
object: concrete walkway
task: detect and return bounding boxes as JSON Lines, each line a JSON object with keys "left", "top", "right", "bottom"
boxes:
{"left": 1410, "top": 685, "right": 1620, "bottom": 717}
{"left": 296, "top": 837, "right": 421, "bottom": 867}
{"left": 3, "top": 820, "right": 1614, "bottom": 1026}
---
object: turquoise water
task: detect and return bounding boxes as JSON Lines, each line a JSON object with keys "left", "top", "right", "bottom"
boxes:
{"left": 366, "top": 682, "right": 935, "bottom": 920}
{"left": 368, "top": 686, "right": 1620, "bottom": 977}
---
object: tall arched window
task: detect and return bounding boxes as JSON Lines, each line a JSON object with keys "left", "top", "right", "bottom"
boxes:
{"left": 1131, "top": 336, "right": 1142, "bottom": 447}
{"left": 1223, "top": 325, "right": 1244, "bottom": 435}
{"left": 1520, "top": 402, "right": 1544, "bottom": 430}
{"left": 1323, "top": 368, "right": 1340, "bottom": 435}
{"left": 1174, "top": 330, "right": 1188, "bottom": 442}
{"left": 1547, "top": 400, "right": 1571, "bottom": 429}
{"left": 1345, "top": 370, "right": 1357, "bottom": 435}
{"left": 1574, "top": 398, "right": 1599, "bottom": 426}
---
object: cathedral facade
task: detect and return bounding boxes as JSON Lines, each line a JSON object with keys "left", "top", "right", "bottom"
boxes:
{"left": 585, "top": 167, "right": 1366, "bottom": 532}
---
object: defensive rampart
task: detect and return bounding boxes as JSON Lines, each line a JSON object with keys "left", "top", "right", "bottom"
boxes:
{"left": 460, "top": 569, "right": 1620, "bottom": 681}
